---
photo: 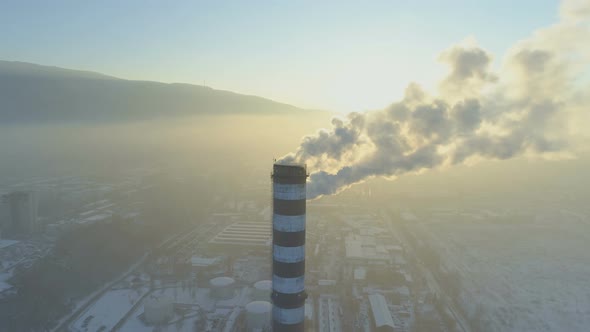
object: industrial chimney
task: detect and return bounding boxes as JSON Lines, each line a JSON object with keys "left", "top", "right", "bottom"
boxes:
{"left": 271, "top": 163, "right": 307, "bottom": 331}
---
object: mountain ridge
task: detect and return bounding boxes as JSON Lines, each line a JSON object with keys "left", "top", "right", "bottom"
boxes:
{"left": 0, "top": 60, "right": 319, "bottom": 124}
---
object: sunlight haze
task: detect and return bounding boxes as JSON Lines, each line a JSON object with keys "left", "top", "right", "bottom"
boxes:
{"left": 1, "top": 1, "right": 589, "bottom": 332}
{"left": 1, "top": 0, "right": 558, "bottom": 111}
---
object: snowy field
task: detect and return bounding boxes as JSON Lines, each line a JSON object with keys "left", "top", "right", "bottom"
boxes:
{"left": 0, "top": 272, "right": 12, "bottom": 292}
{"left": 70, "top": 287, "right": 149, "bottom": 332}
{"left": 118, "top": 285, "right": 253, "bottom": 331}
{"left": 412, "top": 208, "right": 590, "bottom": 332}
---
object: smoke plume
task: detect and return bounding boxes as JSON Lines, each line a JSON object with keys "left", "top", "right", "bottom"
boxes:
{"left": 280, "top": 0, "right": 590, "bottom": 199}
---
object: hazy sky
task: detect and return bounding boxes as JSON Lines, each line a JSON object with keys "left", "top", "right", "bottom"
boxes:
{"left": 1, "top": 0, "right": 558, "bottom": 112}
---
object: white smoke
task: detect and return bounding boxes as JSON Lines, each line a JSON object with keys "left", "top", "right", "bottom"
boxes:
{"left": 280, "top": 0, "right": 590, "bottom": 199}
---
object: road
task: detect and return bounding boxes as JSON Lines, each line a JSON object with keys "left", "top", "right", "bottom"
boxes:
{"left": 380, "top": 209, "right": 472, "bottom": 332}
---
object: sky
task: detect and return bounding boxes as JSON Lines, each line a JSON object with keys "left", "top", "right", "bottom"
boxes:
{"left": 0, "top": 0, "right": 560, "bottom": 112}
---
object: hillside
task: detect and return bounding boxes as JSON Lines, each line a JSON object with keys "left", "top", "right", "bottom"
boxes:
{"left": 0, "top": 61, "right": 310, "bottom": 124}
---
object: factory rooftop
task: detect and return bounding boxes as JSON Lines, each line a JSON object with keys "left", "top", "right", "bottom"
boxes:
{"left": 369, "top": 294, "right": 396, "bottom": 331}
{"left": 345, "top": 234, "right": 390, "bottom": 262}
{"left": 209, "top": 221, "right": 271, "bottom": 246}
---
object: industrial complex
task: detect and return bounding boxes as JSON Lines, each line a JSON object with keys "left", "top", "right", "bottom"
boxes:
{"left": 0, "top": 164, "right": 475, "bottom": 332}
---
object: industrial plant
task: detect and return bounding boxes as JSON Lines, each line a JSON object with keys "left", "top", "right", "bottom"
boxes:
{"left": 1, "top": 163, "right": 500, "bottom": 332}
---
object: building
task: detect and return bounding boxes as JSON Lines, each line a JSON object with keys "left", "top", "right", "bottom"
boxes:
{"left": 271, "top": 163, "right": 307, "bottom": 332}
{"left": 345, "top": 234, "right": 390, "bottom": 264}
{"left": 210, "top": 221, "right": 271, "bottom": 247}
{"left": 1, "top": 191, "right": 37, "bottom": 237}
{"left": 368, "top": 294, "right": 396, "bottom": 332}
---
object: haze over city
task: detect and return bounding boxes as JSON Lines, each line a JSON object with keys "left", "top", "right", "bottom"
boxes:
{"left": 0, "top": 1, "right": 589, "bottom": 331}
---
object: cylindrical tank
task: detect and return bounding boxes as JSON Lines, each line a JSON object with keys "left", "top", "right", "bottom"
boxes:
{"left": 210, "top": 276, "right": 235, "bottom": 300}
{"left": 271, "top": 163, "right": 308, "bottom": 332}
{"left": 246, "top": 301, "right": 272, "bottom": 331}
{"left": 253, "top": 280, "right": 272, "bottom": 301}
{"left": 144, "top": 295, "right": 174, "bottom": 324}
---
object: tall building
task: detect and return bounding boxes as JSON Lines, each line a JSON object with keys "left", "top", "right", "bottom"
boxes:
{"left": 1, "top": 191, "right": 37, "bottom": 237}
{"left": 271, "top": 163, "right": 307, "bottom": 331}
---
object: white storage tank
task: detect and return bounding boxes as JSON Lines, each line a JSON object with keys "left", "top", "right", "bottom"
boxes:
{"left": 245, "top": 301, "right": 272, "bottom": 331}
{"left": 253, "top": 280, "right": 272, "bottom": 301}
{"left": 210, "top": 276, "right": 235, "bottom": 300}
{"left": 144, "top": 295, "right": 174, "bottom": 324}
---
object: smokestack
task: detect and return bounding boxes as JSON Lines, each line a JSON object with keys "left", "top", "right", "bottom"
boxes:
{"left": 271, "top": 163, "right": 308, "bottom": 332}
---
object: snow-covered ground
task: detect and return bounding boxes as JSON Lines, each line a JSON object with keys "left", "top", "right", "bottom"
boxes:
{"left": 412, "top": 208, "right": 590, "bottom": 332}
{"left": 0, "top": 272, "right": 13, "bottom": 293}
{"left": 70, "top": 287, "right": 149, "bottom": 332}
{"left": 118, "top": 285, "right": 253, "bottom": 331}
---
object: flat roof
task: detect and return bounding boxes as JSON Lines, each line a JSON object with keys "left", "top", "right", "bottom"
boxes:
{"left": 345, "top": 235, "right": 390, "bottom": 261}
{"left": 190, "top": 256, "right": 220, "bottom": 267}
{"left": 368, "top": 294, "right": 396, "bottom": 329}
{"left": 354, "top": 267, "right": 367, "bottom": 280}
{"left": 318, "top": 279, "right": 337, "bottom": 286}
{"left": 209, "top": 221, "right": 271, "bottom": 246}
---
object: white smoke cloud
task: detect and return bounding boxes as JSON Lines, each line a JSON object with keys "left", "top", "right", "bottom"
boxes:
{"left": 281, "top": 0, "right": 590, "bottom": 199}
